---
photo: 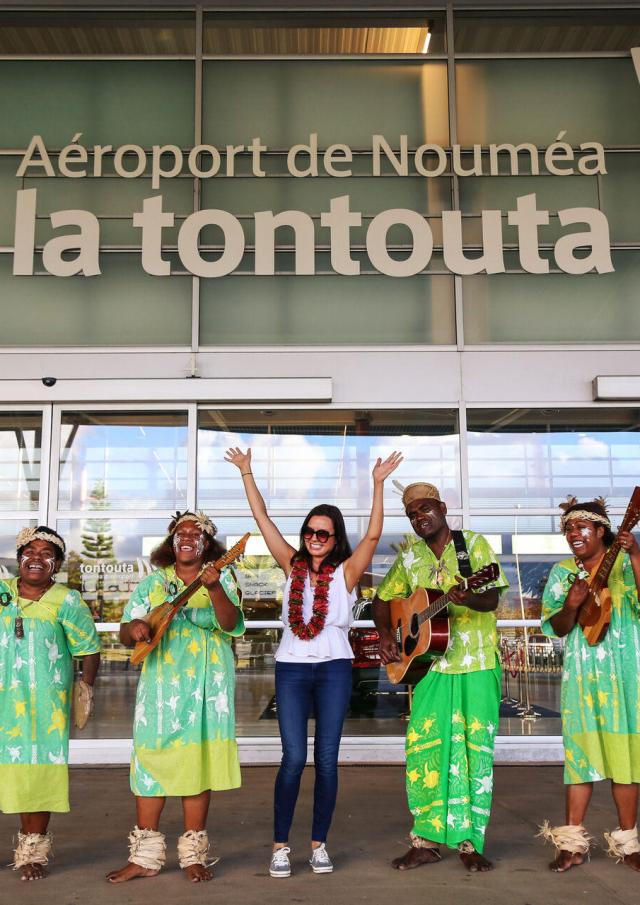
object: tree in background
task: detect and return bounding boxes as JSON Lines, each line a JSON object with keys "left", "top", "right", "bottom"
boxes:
{"left": 81, "top": 481, "right": 115, "bottom": 620}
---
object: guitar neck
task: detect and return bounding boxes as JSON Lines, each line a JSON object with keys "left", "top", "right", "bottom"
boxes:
{"left": 591, "top": 504, "right": 640, "bottom": 590}
{"left": 168, "top": 540, "right": 243, "bottom": 611}
{"left": 417, "top": 590, "right": 453, "bottom": 627}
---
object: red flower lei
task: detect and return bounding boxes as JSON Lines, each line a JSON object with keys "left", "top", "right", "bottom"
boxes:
{"left": 287, "top": 559, "right": 335, "bottom": 640}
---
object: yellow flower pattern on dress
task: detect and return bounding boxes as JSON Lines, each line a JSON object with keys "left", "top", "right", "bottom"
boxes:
{"left": 0, "top": 578, "right": 100, "bottom": 814}
{"left": 424, "top": 768, "right": 440, "bottom": 788}
{"left": 121, "top": 565, "right": 244, "bottom": 798}
{"left": 542, "top": 554, "right": 640, "bottom": 786}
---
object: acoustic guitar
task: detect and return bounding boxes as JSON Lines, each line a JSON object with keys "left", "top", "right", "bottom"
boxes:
{"left": 577, "top": 486, "right": 640, "bottom": 645}
{"left": 385, "top": 563, "right": 499, "bottom": 685}
{"left": 130, "top": 532, "right": 250, "bottom": 666}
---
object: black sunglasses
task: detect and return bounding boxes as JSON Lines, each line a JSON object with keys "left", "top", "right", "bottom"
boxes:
{"left": 302, "top": 528, "right": 335, "bottom": 543}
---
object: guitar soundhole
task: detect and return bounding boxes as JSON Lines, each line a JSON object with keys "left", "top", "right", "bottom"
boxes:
{"left": 404, "top": 635, "right": 417, "bottom": 657}
{"left": 409, "top": 614, "right": 420, "bottom": 636}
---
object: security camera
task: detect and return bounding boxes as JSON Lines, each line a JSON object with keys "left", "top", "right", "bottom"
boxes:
{"left": 42, "top": 377, "right": 57, "bottom": 387}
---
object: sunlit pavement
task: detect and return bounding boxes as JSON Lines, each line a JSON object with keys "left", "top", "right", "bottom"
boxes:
{"left": 1, "top": 765, "right": 637, "bottom": 904}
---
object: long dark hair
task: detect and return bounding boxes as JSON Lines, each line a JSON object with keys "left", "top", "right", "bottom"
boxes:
{"left": 563, "top": 500, "right": 616, "bottom": 548}
{"left": 17, "top": 525, "right": 66, "bottom": 567}
{"left": 291, "top": 504, "right": 352, "bottom": 569}
{"left": 150, "top": 512, "right": 226, "bottom": 568}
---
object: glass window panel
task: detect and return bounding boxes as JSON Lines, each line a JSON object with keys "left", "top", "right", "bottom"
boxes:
{"left": 456, "top": 59, "right": 640, "bottom": 147}
{"left": 467, "top": 408, "right": 640, "bottom": 509}
{"left": 459, "top": 175, "right": 598, "bottom": 216}
{"left": 203, "top": 61, "right": 449, "bottom": 148}
{"left": 0, "top": 413, "right": 42, "bottom": 511}
{"left": 454, "top": 9, "right": 640, "bottom": 53}
{"left": 204, "top": 11, "right": 446, "bottom": 55}
{"left": 599, "top": 153, "right": 640, "bottom": 244}
{"left": 57, "top": 516, "right": 173, "bottom": 740}
{"left": 462, "top": 251, "right": 640, "bottom": 344}
{"left": 228, "top": 249, "right": 446, "bottom": 275}
{"left": 0, "top": 519, "right": 37, "bottom": 577}
{"left": 0, "top": 158, "right": 20, "bottom": 246}
{"left": 0, "top": 61, "right": 194, "bottom": 147}
{"left": 458, "top": 173, "right": 599, "bottom": 245}
{"left": 200, "top": 273, "right": 455, "bottom": 345}
{"left": 0, "top": 255, "right": 192, "bottom": 347}
{"left": 56, "top": 517, "right": 170, "bottom": 622}
{"left": 0, "top": 11, "right": 196, "bottom": 55}
{"left": 28, "top": 175, "right": 193, "bottom": 247}
{"left": 58, "top": 411, "right": 188, "bottom": 512}
{"left": 471, "top": 515, "right": 563, "bottom": 735}
{"left": 202, "top": 174, "right": 451, "bottom": 221}
{"left": 197, "top": 408, "right": 460, "bottom": 511}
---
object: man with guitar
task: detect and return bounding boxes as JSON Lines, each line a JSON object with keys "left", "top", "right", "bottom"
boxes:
{"left": 107, "top": 511, "right": 245, "bottom": 884}
{"left": 539, "top": 494, "right": 640, "bottom": 873}
{"left": 373, "top": 482, "right": 508, "bottom": 872}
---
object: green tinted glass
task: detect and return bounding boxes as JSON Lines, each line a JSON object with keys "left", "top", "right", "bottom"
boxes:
{"left": 0, "top": 61, "right": 194, "bottom": 147}
{"left": 200, "top": 274, "right": 454, "bottom": 344}
{"left": 203, "top": 61, "right": 449, "bottom": 147}
{"left": 0, "top": 255, "right": 191, "bottom": 346}
{"left": 462, "top": 251, "right": 640, "bottom": 343}
{"left": 456, "top": 59, "right": 640, "bottom": 146}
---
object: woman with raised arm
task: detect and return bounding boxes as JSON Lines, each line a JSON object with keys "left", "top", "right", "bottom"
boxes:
{"left": 226, "top": 446, "right": 402, "bottom": 879}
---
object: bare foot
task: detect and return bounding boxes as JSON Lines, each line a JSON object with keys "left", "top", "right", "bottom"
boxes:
{"left": 183, "top": 863, "right": 214, "bottom": 882}
{"left": 621, "top": 851, "right": 640, "bottom": 872}
{"left": 106, "top": 862, "right": 160, "bottom": 883}
{"left": 550, "top": 849, "right": 584, "bottom": 873}
{"left": 392, "top": 846, "right": 441, "bottom": 870}
{"left": 459, "top": 850, "right": 493, "bottom": 872}
{"left": 20, "top": 862, "right": 47, "bottom": 881}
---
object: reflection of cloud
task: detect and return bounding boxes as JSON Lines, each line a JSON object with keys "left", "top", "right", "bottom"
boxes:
{"left": 577, "top": 435, "right": 609, "bottom": 457}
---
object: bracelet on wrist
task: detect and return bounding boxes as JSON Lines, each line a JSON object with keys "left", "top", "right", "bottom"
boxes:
{"left": 241, "top": 471, "right": 252, "bottom": 476}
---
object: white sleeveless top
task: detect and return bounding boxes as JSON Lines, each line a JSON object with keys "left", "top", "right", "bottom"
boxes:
{"left": 276, "top": 562, "right": 356, "bottom": 663}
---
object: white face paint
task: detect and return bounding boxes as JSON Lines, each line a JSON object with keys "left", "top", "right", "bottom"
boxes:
{"left": 20, "top": 551, "right": 56, "bottom": 576}
{"left": 172, "top": 526, "right": 206, "bottom": 558}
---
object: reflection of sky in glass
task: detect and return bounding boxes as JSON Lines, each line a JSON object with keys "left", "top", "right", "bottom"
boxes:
{"left": 468, "top": 430, "right": 640, "bottom": 508}
{"left": 198, "top": 430, "right": 460, "bottom": 510}
{"left": 58, "top": 419, "right": 188, "bottom": 510}
{"left": 0, "top": 519, "right": 37, "bottom": 578}
{"left": 0, "top": 424, "right": 41, "bottom": 511}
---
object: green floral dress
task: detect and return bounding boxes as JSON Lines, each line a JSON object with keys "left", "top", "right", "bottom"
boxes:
{"left": 0, "top": 578, "right": 101, "bottom": 814}
{"left": 542, "top": 554, "right": 640, "bottom": 784}
{"left": 122, "top": 565, "right": 244, "bottom": 797}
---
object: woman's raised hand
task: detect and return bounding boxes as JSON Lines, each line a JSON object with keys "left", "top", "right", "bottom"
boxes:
{"left": 224, "top": 446, "right": 252, "bottom": 473}
{"left": 372, "top": 450, "right": 403, "bottom": 484}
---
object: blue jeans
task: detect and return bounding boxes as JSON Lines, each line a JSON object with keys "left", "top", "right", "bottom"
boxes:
{"left": 274, "top": 658, "right": 352, "bottom": 843}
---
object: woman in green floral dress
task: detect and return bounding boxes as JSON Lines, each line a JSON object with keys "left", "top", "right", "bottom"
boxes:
{"left": 540, "top": 497, "right": 640, "bottom": 873}
{"left": 107, "top": 511, "right": 244, "bottom": 884}
{"left": 0, "top": 526, "right": 101, "bottom": 881}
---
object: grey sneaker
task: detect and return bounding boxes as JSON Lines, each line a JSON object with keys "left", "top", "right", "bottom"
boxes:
{"left": 269, "top": 846, "right": 291, "bottom": 878}
{"left": 309, "top": 843, "right": 333, "bottom": 873}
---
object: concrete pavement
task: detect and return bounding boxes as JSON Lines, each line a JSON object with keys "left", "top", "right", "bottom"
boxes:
{"left": 1, "top": 765, "right": 638, "bottom": 905}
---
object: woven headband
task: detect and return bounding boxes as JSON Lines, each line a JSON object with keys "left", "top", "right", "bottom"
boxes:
{"left": 16, "top": 526, "right": 66, "bottom": 555}
{"left": 560, "top": 509, "right": 611, "bottom": 533}
{"left": 170, "top": 511, "right": 217, "bottom": 537}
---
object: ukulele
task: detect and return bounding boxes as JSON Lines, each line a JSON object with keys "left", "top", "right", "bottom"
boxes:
{"left": 577, "top": 486, "right": 640, "bottom": 645}
{"left": 385, "top": 563, "right": 499, "bottom": 685}
{"left": 130, "top": 532, "right": 250, "bottom": 666}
